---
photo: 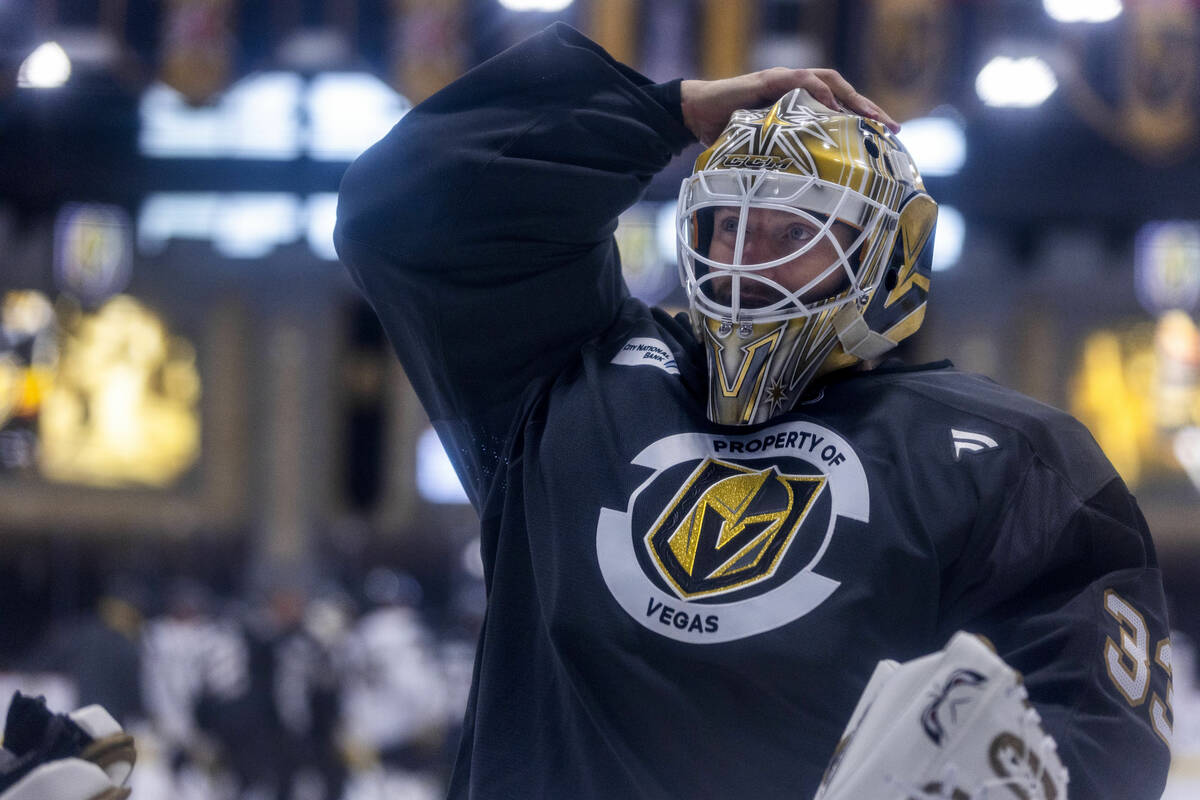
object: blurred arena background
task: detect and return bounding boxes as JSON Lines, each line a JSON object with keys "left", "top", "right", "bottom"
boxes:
{"left": 0, "top": 0, "right": 1198, "bottom": 797}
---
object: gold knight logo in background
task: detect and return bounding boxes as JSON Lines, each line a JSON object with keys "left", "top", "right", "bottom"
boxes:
{"left": 861, "top": 0, "right": 951, "bottom": 123}
{"left": 1063, "top": 0, "right": 1198, "bottom": 163}
{"left": 645, "top": 458, "right": 825, "bottom": 599}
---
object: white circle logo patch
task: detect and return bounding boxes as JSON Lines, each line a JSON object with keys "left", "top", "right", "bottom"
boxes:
{"left": 596, "top": 421, "right": 868, "bottom": 644}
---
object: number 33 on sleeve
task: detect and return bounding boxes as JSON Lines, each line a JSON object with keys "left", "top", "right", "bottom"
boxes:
{"left": 1103, "top": 589, "right": 1173, "bottom": 747}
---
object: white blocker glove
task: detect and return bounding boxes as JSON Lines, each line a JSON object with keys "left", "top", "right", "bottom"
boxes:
{"left": 0, "top": 694, "right": 135, "bottom": 800}
{"left": 813, "top": 631, "right": 1069, "bottom": 800}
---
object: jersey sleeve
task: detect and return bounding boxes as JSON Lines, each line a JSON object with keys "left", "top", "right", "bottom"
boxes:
{"left": 938, "top": 450, "right": 1173, "bottom": 799}
{"left": 334, "top": 23, "right": 693, "bottom": 506}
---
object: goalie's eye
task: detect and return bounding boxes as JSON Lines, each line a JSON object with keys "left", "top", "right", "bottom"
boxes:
{"left": 788, "top": 224, "right": 816, "bottom": 243}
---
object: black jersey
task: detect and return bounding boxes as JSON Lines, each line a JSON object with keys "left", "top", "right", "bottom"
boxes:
{"left": 336, "top": 23, "right": 1172, "bottom": 799}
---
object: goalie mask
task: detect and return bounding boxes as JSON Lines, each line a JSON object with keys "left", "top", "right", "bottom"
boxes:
{"left": 677, "top": 89, "right": 938, "bottom": 426}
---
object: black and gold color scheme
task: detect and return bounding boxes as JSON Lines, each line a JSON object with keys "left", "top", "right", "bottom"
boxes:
{"left": 645, "top": 458, "right": 825, "bottom": 599}
{"left": 677, "top": 89, "right": 938, "bottom": 425}
{"left": 337, "top": 23, "right": 1174, "bottom": 798}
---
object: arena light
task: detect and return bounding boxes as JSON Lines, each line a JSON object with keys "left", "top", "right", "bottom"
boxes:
{"left": 1044, "top": 0, "right": 1122, "bottom": 24}
{"left": 657, "top": 202, "right": 677, "bottom": 265}
{"left": 306, "top": 194, "right": 339, "bottom": 260}
{"left": 931, "top": 206, "right": 964, "bottom": 272}
{"left": 140, "top": 72, "right": 303, "bottom": 159}
{"left": 1175, "top": 427, "right": 1200, "bottom": 494}
{"left": 896, "top": 114, "right": 966, "bottom": 177}
{"left": 416, "top": 426, "right": 470, "bottom": 504}
{"left": 616, "top": 204, "right": 675, "bottom": 305}
{"left": 975, "top": 56, "right": 1057, "bottom": 108}
{"left": 461, "top": 537, "right": 486, "bottom": 579}
{"left": 1134, "top": 221, "right": 1200, "bottom": 314}
{"left": 211, "top": 194, "right": 300, "bottom": 258}
{"left": 17, "top": 42, "right": 71, "bottom": 88}
{"left": 138, "top": 193, "right": 221, "bottom": 254}
{"left": 227, "top": 73, "right": 305, "bottom": 159}
{"left": 498, "top": 0, "right": 574, "bottom": 11}
{"left": 143, "top": 71, "right": 405, "bottom": 161}
{"left": 1, "top": 291, "right": 54, "bottom": 339}
{"left": 138, "top": 193, "right": 303, "bottom": 259}
{"left": 306, "top": 72, "right": 410, "bottom": 161}
{"left": 38, "top": 295, "right": 201, "bottom": 488}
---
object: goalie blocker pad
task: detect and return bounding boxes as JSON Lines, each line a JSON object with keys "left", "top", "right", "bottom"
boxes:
{"left": 814, "top": 631, "right": 1069, "bottom": 800}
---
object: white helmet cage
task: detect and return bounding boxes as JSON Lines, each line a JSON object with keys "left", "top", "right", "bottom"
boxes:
{"left": 676, "top": 169, "right": 899, "bottom": 324}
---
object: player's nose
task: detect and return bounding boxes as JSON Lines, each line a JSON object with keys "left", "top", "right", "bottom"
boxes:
{"left": 739, "top": 226, "right": 785, "bottom": 264}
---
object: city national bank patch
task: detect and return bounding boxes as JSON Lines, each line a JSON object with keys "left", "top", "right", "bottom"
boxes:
{"left": 611, "top": 337, "right": 680, "bottom": 375}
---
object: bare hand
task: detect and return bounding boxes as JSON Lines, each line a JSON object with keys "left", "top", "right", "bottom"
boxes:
{"left": 680, "top": 68, "right": 899, "bottom": 146}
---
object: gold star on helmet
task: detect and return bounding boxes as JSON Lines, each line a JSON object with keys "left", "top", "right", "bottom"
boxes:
{"left": 754, "top": 104, "right": 795, "bottom": 152}
{"left": 761, "top": 104, "right": 793, "bottom": 134}
{"left": 765, "top": 380, "right": 789, "bottom": 412}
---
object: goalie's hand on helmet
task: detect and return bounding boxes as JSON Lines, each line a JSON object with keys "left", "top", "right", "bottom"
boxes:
{"left": 680, "top": 67, "right": 899, "bottom": 145}
{"left": 814, "top": 632, "right": 1069, "bottom": 800}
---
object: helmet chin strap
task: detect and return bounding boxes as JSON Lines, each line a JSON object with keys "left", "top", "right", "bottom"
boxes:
{"left": 832, "top": 304, "right": 896, "bottom": 360}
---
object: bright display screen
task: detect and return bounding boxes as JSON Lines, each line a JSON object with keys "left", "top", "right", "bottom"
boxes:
{"left": 0, "top": 291, "right": 201, "bottom": 488}
{"left": 1071, "top": 312, "right": 1200, "bottom": 490}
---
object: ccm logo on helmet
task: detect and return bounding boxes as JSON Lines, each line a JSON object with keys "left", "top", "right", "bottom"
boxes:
{"left": 718, "top": 154, "right": 796, "bottom": 170}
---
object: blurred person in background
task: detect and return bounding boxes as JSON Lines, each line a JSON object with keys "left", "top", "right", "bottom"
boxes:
{"left": 339, "top": 568, "right": 446, "bottom": 800}
{"left": 432, "top": 565, "right": 486, "bottom": 787}
{"left": 336, "top": 21, "right": 1171, "bottom": 800}
{"left": 263, "top": 580, "right": 348, "bottom": 800}
{"left": 20, "top": 573, "right": 149, "bottom": 728}
{"left": 140, "top": 576, "right": 248, "bottom": 791}
{"left": 203, "top": 577, "right": 350, "bottom": 800}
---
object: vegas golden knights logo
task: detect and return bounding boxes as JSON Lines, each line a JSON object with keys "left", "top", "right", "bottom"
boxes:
{"left": 598, "top": 424, "right": 867, "bottom": 642}
{"left": 862, "top": 0, "right": 950, "bottom": 124}
{"left": 1063, "top": 0, "right": 1198, "bottom": 162}
{"left": 646, "top": 458, "right": 825, "bottom": 599}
